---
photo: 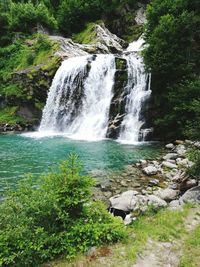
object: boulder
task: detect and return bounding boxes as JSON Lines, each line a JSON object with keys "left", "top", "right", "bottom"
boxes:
{"left": 154, "top": 188, "right": 179, "bottom": 201}
{"left": 180, "top": 186, "right": 200, "bottom": 204}
{"left": 139, "top": 159, "right": 147, "bottom": 166}
{"left": 147, "top": 195, "right": 167, "bottom": 208}
{"left": 109, "top": 190, "right": 139, "bottom": 211}
{"left": 143, "top": 166, "right": 158, "bottom": 175}
{"left": 175, "top": 144, "right": 186, "bottom": 156}
{"left": 162, "top": 161, "right": 177, "bottom": 169}
{"left": 165, "top": 143, "right": 175, "bottom": 149}
{"left": 185, "top": 140, "right": 193, "bottom": 145}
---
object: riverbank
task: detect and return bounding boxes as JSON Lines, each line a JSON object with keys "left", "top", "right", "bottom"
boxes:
{"left": 47, "top": 139, "right": 200, "bottom": 267}
{"left": 95, "top": 139, "right": 200, "bottom": 217}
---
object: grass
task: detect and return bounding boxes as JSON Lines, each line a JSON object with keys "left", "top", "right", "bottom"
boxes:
{"left": 180, "top": 217, "right": 200, "bottom": 267}
{"left": 46, "top": 206, "right": 191, "bottom": 267}
{"left": 72, "top": 22, "right": 98, "bottom": 44}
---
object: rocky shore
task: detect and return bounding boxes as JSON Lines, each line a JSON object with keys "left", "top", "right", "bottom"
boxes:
{"left": 94, "top": 140, "right": 200, "bottom": 224}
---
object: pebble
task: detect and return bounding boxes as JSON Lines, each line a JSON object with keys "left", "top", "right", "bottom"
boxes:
{"left": 149, "top": 179, "right": 159, "bottom": 186}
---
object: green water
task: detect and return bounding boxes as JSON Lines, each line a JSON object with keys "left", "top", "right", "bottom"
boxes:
{"left": 0, "top": 133, "right": 162, "bottom": 192}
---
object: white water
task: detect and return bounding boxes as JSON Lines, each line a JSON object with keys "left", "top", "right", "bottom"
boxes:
{"left": 118, "top": 38, "right": 152, "bottom": 144}
{"left": 66, "top": 55, "right": 115, "bottom": 140}
{"left": 39, "top": 55, "right": 115, "bottom": 141}
{"left": 37, "top": 37, "right": 152, "bottom": 143}
{"left": 39, "top": 56, "right": 88, "bottom": 132}
{"left": 126, "top": 36, "right": 145, "bottom": 52}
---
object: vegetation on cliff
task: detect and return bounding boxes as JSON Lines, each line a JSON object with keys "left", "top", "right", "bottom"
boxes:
{"left": 0, "top": 34, "right": 60, "bottom": 127}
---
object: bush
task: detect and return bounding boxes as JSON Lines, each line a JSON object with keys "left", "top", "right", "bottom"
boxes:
{"left": 0, "top": 153, "right": 126, "bottom": 267}
{"left": 187, "top": 148, "right": 200, "bottom": 180}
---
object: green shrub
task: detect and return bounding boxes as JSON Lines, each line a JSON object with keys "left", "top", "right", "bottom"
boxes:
{"left": 0, "top": 153, "right": 126, "bottom": 267}
{"left": 187, "top": 148, "right": 200, "bottom": 180}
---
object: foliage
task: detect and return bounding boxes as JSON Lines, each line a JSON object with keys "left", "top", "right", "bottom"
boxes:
{"left": 144, "top": 0, "right": 200, "bottom": 140}
{"left": 0, "top": 0, "right": 143, "bottom": 45}
{"left": 0, "top": 154, "right": 126, "bottom": 267}
{"left": 0, "top": 106, "right": 26, "bottom": 124}
{"left": 0, "top": 34, "right": 56, "bottom": 80}
{"left": 50, "top": 205, "right": 190, "bottom": 266}
{"left": 187, "top": 148, "right": 200, "bottom": 180}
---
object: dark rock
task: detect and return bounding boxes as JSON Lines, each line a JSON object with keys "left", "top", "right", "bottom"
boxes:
{"left": 106, "top": 57, "right": 128, "bottom": 138}
{"left": 179, "top": 179, "right": 198, "bottom": 193}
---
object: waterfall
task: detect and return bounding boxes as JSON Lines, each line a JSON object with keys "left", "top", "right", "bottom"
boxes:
{"left": 117, "top": 53, "right": 151, "bottom": 144}
{"left": 39, "top": 37, "right": 152, "bottom": 143}
{"left": 39, "top": 55, "right": 115, "bottom": 140}
{"left": 39, "top": 56, "right": 88, "bottom": 132}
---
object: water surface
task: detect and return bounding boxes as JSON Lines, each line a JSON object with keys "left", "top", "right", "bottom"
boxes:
{"left": 0, "top": 133, "right": 161, "bottom": 192}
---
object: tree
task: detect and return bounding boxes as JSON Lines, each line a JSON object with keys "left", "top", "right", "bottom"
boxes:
{"left": 144, "top": 0, "right": 200, "bottom": 139}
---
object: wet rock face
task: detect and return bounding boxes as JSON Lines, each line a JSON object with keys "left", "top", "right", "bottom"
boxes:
{"left": 106, "top": 57, "right": 128, "bottom": 139}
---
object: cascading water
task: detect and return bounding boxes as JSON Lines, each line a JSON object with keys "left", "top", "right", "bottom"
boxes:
{"left": 117, "top": 52, "right": 151, "bottom": 144}
{"left": 38, "top": 36, "right": 152, "bottom": 143}
{"left": 66, "top": 55, "right": 115, "bottom": 140}
{"left": 39, "top": 56, "right": 88, "bottom": 132}
{"left": 39, "top": 55, "right": 116, "bottom": 140}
